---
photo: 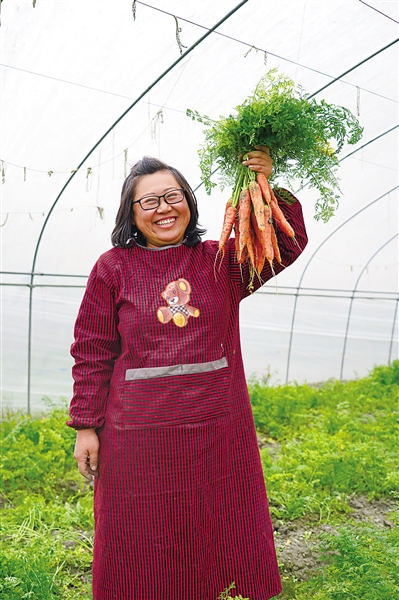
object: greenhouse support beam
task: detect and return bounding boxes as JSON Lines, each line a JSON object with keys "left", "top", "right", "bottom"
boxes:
{"left": 25, "top": 0, "right": 249, "bottom": 413}
{"left": 285, "top": 185, "right": 399, "bottom": 384}
{"left": 340, "top": 234, "right": 398, "bottom": 380}
{"left": 294, "top": 125, "right": 399, "bottom": 196}
{"left": 308, "top": 37, "right": 399, "bottom": 98}
{"left": 388, "top": 299, "right": 399, "bottom": 365}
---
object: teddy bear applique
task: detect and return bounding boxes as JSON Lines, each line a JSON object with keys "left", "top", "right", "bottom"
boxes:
{"left": 157, "top": 278, "right": 200, "bottom": 328}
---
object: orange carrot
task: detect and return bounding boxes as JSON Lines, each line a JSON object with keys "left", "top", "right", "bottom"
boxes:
{"left": 249, "top": 180, "right": 265, "bottom": 233}
{"left": 256, "top": 172, "right": 271, "bottom": 205}
{"left": 251, "top": 210, "right": 266, "bottom": 274}
{"left": 270, "top": 223, "right": 282, "bottom": 265}
{"left": 264, "top": 204, "right": 274, "bottom": 268}
{"left": 246, "top": 227, "right": 256, "bottom": 270}
{"left": 234, "top": 215, "right": 248, "bottom": 263}
{"left": 269, "top": 187, "right": 295, "bottom": 239}
{"left": 219, "top": 199, "right": 237, "bottom": 256}
{"left": 238, "top": 188, "right": 251, "bottom": 262}
{"left": 234, "top": 215, "right": 240, "bottom": 258}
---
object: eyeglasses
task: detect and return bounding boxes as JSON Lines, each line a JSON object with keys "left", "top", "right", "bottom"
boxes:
{"left": 132, "top": 188, "right": 186, "bottom": 211}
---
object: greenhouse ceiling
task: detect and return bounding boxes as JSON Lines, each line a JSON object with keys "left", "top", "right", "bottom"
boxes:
{"left": 1, "top": 0, "right": 398, "bottom": 411}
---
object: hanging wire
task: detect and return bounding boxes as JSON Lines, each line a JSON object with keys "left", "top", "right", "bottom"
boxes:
{"left": 1, "top": 12, "right": 397, "bottom": 177}
{"left": 174, "top": 16, "right": 187, "bottom": 55}
{"left": 307, "top": 37, "right": 399, "bottom": 98}
{"left": 134, "top": 1, "right": 399, "bottom": 101}
{"left": 359, "top": 0, "right": 399, "bottom": 24}
{"left": 25, "top": 0, "right": 250, "bottom": 413}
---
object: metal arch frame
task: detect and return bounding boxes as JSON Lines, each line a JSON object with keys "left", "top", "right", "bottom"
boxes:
{"left": 22, "top": 11, "right": 398, "bottom": 409}
{"left": 389, "top": 299, "right": 399, "bottom": 365}
{"left": 25, "top": 0, "right": 249, "bottom": 412}
{"left": 285, "top": 185, "right": 399, "bottom": 383}
{"left": 339, "top": 234, "right": 398, "bottom": 380}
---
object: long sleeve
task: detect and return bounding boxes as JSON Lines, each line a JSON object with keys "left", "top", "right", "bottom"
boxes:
{"left": 67, "top": 255, "right": 121, "bottom": 429}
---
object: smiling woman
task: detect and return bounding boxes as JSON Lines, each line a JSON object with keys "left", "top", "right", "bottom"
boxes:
{"left": 132, "top": 171, "right": 191, "bottom": 248}
{"left": 111, "top": 156, "right": 205, "bottom": 249}
{"left": 67, "top": 150, "right": 308, "bottom": 600}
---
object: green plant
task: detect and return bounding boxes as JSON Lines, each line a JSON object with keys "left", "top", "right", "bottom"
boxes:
{"left": 255, "top": 363, "right": 399, "bottom": 521}
{"left": 295, "top": 522, "right": 399, "bottom": 599}
{"left": 0, "top": 406, "right": 93, "bottom": 598}
{"left": 1, "top": 364, "right": 397, "bottom": 597}
{"left": 218, "top": 581, "right": 250, "bottom": 599}
{"left": 187, "top": 69, "right": 363, "bottom": 221}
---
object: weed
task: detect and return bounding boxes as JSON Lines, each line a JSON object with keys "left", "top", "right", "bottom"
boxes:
{"left": 218, "top": 581, "right": 250, "bottom": 599}
{"left": 295, "top": 520, "right": 399, "bottom": 599}
{"left": 1, "top": 362, "right": 398, "bottom": 597}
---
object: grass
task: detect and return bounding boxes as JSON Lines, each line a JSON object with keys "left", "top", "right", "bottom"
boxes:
{"left": 294, "top": 522, "right": 399, "bottom": 599}
{"left": 1, "top": 405, "right": 93, "bottom": 598}
{"left": 1, "top": 362, "right": 398, "bottom": 598}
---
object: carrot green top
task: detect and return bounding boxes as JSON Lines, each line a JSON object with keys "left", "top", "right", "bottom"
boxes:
{"left": 187, "top": 69, "right": 363, "bottom": 222}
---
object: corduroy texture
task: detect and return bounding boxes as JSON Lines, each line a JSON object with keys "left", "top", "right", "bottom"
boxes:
{"left": 68, "top": 196, "right": 307, "bottom": 599}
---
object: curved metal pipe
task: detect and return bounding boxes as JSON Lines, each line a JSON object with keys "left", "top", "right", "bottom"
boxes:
{"left": 388, "top": 298, "right": 399, "bottom": 364}
{"left": 285, "top": 185, "right": 398, "bottom": 382}
{"left": 340, "top": 234, "right": 398, "bottom": 380}
{"left": 25, "top": 0, "right": 249, "bottom": 412}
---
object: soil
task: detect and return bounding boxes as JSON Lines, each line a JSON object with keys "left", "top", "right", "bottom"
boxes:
{"left": 273, "top": 496, "right": 397, "bottom": 581}
{"left": 257, "top": 436, "right": 398, "bottom": 581}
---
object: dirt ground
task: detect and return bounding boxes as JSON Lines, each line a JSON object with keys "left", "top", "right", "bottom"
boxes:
{"left": 272, "top": 495, "right": 397, "bottom": 580}
{"left": 257, "top": 436, "right": 397, "bottom": 580}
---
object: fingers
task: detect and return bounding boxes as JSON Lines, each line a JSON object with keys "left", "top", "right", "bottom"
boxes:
{"left": 78, "top": 451, "right": 99, "bottom": 480}
{"left": 242, "top": 146, "right": 273, "bottom": 180}
{"left": 254, "top": 144, "right": 270, "bottom": 154}
{"left": 74, "top": 429, "right": 100, "bottom": 480}
{"left": 77, "top": 456, "right": 97, "bottom": 480}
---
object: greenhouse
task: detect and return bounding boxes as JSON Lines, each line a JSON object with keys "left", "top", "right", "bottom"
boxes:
{"left": 2, "top": 0, "right": 398, "bottom": 413}
{"left": 1, "top": 2, "right": 398, "bottom": 599}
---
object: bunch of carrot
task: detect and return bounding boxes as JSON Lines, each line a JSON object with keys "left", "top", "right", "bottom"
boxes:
{"left": 219, "top": 166, "right": 295, "bottom": 278}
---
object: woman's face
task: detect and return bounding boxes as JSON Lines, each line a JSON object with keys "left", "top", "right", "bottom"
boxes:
{"left": 132, "top": 170, "right": 191, "bottom": 248}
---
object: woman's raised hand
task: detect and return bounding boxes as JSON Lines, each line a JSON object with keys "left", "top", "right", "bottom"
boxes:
{"left": 74, "top": 428, "right": 100, "bottom": 480}
{"left": 242, "top": 145, "right": 273, "bottom": 180}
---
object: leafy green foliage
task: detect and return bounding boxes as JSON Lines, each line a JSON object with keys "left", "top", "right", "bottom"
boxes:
{"left": 187, "top": 70, "right": 363, "bottom": 221}
{"left": 249, "top": 361, "right": 398, "bottom": 441}
{"left": 1, "top": 406, "right": 84, "bottom": 503}
{"left": 1, "top": 363, "right": 397, "bottom": 597}
{"left": 1, "top": 407, "right": 93, "bottom": 598}
{"left": 295, "top": 522, "right": 399, "bottom": 599}
{"left": 218, "top": 582, "right": 250, "bottom": 600}
{"left": 251, "top": 362, "right": 399, "bottom": 521}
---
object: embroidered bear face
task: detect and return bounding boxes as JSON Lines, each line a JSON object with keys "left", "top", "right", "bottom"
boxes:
{"left": 157, "top": 278, "right": 200, "bottom": 328}
{"left": 162, "top": 279, "right": 191, "bottom": 306}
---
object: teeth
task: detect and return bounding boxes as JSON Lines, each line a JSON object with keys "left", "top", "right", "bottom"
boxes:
{"left": 157, "top": 218, "right": 175, "bottom": 225}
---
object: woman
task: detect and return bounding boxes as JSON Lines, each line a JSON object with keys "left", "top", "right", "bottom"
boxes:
{"left": 68, "top": 147, "right": 307, "bottom": 600}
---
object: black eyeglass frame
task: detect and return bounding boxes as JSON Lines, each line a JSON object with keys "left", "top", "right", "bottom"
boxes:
{"left": 132, "top": 188, "right": 186, "bottom": 211}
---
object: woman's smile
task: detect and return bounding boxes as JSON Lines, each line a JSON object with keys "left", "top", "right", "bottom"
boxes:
{"left": 155, "top": 216, "right": 177, "bottom": 227}
{"left": 132, "top": 170, "right": 191, "bottom": 248}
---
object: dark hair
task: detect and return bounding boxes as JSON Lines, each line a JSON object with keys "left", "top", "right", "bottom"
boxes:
{"left": 111, "top": 156, "right": 206, "bottom": 248}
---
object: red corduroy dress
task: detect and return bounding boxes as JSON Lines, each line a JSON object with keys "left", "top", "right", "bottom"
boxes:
{"left": 68, "top": 196, "right": 307, "bottom": 600}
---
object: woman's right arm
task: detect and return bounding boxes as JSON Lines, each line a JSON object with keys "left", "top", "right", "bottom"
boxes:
{"left": 68, "top": 255, "right": 121, "bottom": 473}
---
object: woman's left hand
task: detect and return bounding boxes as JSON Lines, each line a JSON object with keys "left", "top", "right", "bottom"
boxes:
{"left": 242, "top": 145, "right": 273, "bottom": 180}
